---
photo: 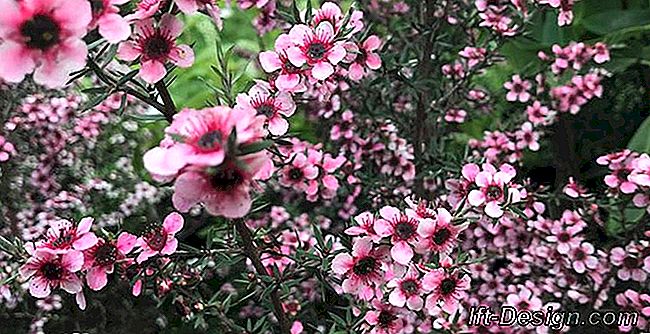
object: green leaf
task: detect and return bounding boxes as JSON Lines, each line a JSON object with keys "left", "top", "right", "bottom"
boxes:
{"left": 628, "top": 115, "right": 650, "bottom": 154}
{"left": 128, "top": 113, "right": 167, "bottom": 123}
{"left": 582, "top": 10, "right": 650, "bottom": 35}
{"left": 238, "top": 140, "right": 273, "bottom": 155}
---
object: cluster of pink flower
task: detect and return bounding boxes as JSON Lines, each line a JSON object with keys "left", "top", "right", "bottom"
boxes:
{"left": 0, "top": 0, "right": 210, "bottom": 87}
{"left": 333, "top": 200, "right": 472, "bottom": 333}
{"left": 276, "top": 138, "right": 346, "bottom": 202}
{"left": 258, "top": 2, "right": 380, "bottom": 96}
{"left": 466, "top": 42, "right": 609, "bottom": 165}
{"left": 536, "top": 0, "right": 576, "bottom": 26}
{"left": 19, "top": 213, "right": 183, "bottom": 308}
{"left": 0, "top": 135, "right": 16, "bottom": 162}
{"left": 237, "top": 0, "right": 277, "bottom": 34}
{"left": 597, "top": 150, "right": 650, "bottom": 213}
{"left": 475, "top": 0, "right": 526, "bottom": 36}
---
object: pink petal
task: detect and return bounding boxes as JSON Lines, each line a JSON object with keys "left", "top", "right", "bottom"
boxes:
{"left": 327, "top": 44, "right": 346, "bottom": 65}
{"left": 0, "top": 42, "right": 34, "bottom": 83}
{"left": 268, "top": 116, "right": 289, "bottom": 136}
{"left": 62, "top": 250, "right": 85, "bottom": 272}
{"left": 484, "top": 201, "right": 504, "bottom": 218}
{"left": 60, "top": 274, "right": 83, "bottom": 294}
{"left": 139, "top": 60, "right": 167, "bottom": 83}
{"left": 467, "top": 190, "right": 486, "bottom": 206}
{"left": 86, "top": 267, "right": 108, "bottom": 290}
{"left": 373, "top": 219, "right": 393, "bottom": 237}
{"left": 365, "top": 53, "right": 381, "bottom": 70}
{"left": 163, "top": 212, "right": 184, "bottom": 234}
{"left": 389, "top": 289, "right": 406, "bottom": 307}
{"left": 311, "top": 61, "right": 334, "bottom": 80}
{"left": 352, "top": 237, "right": 373, "bottom": 257}
{"left": 286, "top": 47, "right": 307, "bottom": 67}
{"left": 170, "top": 44, "right": 194, "bottom": 68}
{"left": 72, "top": 233, "right": 98, "bottom": 251}
{"left": 259, "top": 51, "right": 282, "bottom": 72}
{"left": 331, "top": 253, "right": 354, "bottom": 274}
{"left": 160, "top": 13, "right": 184, "bottom": 37}
{"left": 117, "top": 41, "right": 141, "bottom": 61}
{"left": 391, "top": 241, "right": 414, "bottom": 265}
{"left": 98, "top": 13, "right": 131, "bottom": 43}
{"left": 160, "top": 238, "right": 178, "bottom": 255}
{"left": 29, "top": 276, "right": 51, "bottom": 298}
{"left": 117, "top": 232, "right": 137, "bottom": 253}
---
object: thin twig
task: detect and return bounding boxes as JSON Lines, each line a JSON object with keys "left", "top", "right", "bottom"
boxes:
{"left": 234, "top": 220, "right": 291, "bottom": 333}
{"left": 155, "top": 81, "right": 177, "bottom": 122}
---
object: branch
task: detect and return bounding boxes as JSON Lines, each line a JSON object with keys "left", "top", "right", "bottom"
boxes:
{"left": 233, "top": 220, "right": 291, "bottom": 333}
{"left": 155, "top": 81, "right": 177, "bottom": 123}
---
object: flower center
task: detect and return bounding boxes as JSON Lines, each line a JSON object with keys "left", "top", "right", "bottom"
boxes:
{"left": 557, "top": 232, "right": 570, "bottom": 243}
{"left": 256, "top": 103, "right": 276, "bottom": 117}
{"left": 433, "top": 228, "right": 451, "bottom": 245}
{"left": 144, "top": 227, "right": 168, "bottom": 252}
{"left": 211, "top": 166, "right": 244, "bottom": 192}
{"left": 377, "top": 310, "right": 397, "bottom": 328}
{"left": 143, "top": 34, "right": 171, "bottom": 60}
{"left": 21, "top": 14, "right": 61, "bottom": 50}
{"left": 394, "top": 218, "right": 416, "bottom": 240}
{"left": 41, "top": 261, "right": 64, "bottom": 280}
{"left": 93, "top": 243, "right": 118, "bottom": 267}
{"left": 574, "top": 249, "right": 586, "bottom": 261}
{"left": 288, "top": 168, "right": 303, "bottom": 180}
{"left": 197, "top": 130, "right": 222, "bottom": 150}
{"left": 486, "top": 185, "right": 502, "bottom": 200}
{"left": 440, "top": 277, "right": 457, "bottom": 295}
{"left": 400, "top": 280, "right": 418, "bottom": 295}
{"left": 623, "top": 256, "right": 638, "bottom": 269}
{"left": 517, "top": 301, "right": 530, "bottom": 310}
{"left": 308, "top": 43, "right": 327, "bottom": 59}
{"left": 352, "top": 256, "right": 377, "bottom": 276}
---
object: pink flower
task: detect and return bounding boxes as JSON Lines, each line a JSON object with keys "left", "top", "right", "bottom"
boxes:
{"left": 235, "top": 83, "right": 296, "bottom": 136}
{"left": 364, "top": 300, "right": 405, "bottom": 334}
{"left": 592, "top": 42, "right": 610, "bottom": 63}
{"left": 563, "top": 176, "right": 589, "bottom": 198}
{"left": 346, "top": 35, "right": 382, "bottom": 81}
{"left": 143, "top": 106, "right": 265, "bottom": 178}
{"left": 172, "top": 152, "right": 271, "bottom": 218}
{"left": 173, "top": 0, "right": 222, "bottom": 28}
{"left": 546, "top": 219, "right": 583, "bottom": 254}
{"left": 374, "top": 206, "right": 420, "bottom": 265}
{"left": 290, "top": 321, "right": 303, "bottom": 334}
{"left": 504, "top": 75, "right": 532, "bottom": 102}
{"left": 331, "top": 237, "right": 389, "bottom": 300}
{"left": 20, "top": 249, "right": 84, "bottom": 298}
{"left": 444, "top": 108, "right": 467, "bottom": 123}
{"left": 278, "top": 152, "right": 319, "bottom": 192}
{"left": 467, "top": 163, "right": 521, "bottom": 218}
{"left": 125, "top": 0, "right": 163, "bottom": 21}
{"left": 422, "top": 269, "right": 470, "bottom": 314}
{"left": 0, "top": 135, "right": 16, "bottom": 162}
{"left": 38, "top": 217, "right": 98, "bottom": 253}
{"left": 610, "top": 244, "right": 649, "bottom": 282}
{"left": 569, "top": 242, "right": 598, "bottom": 274}
{"left": 344, "top": 211, "right": 382, "bottom": 242}
{"left": 135, "top": 212, "right": 184, "bottom": 263}
{"left": 513, "top": 122, "right": 539, "bottom": 151}
{"left": 458, "top": 46, "right": 486, "bottom": 68}
{"left": 387, "top": 266, "right": 426, "bottom": 311}
{"left": 89, "top": 0, "right": 131, "bottom": 43}
{"left": 84, "top": 232, "right": 137, "bottom": 290}
{"left": 416, "top": 208, "right": 465, "bottom": 255}
{"left": 117, "top": 14, "right": 194, "bottom": 83}
{"left": 505, "top": 287, "right": 542, "bottom": 311}
{"left": 0, "top": 0, "right": 92, "bottom": 87}
{"left": 286, "top": 22, "right": 346, "bottom": 81}
{"left": 259, "top": 34, "right": 304, "bottom": 91}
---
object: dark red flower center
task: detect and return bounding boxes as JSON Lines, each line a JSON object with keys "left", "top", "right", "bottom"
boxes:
{"left": 21, "top": 14, "right": 61, "bottom": 50}
{"left": 352, "top": 256, "right": 377, "bottom": 276}
{"left": 400, "top": 279, "right": 418, "bottom": 295}
{"left": 288, "top": 168, "right": 303, "bottom": 180}
{"left": 574, "top": 249, "right": 586, "bottom": 261}
{"left": 93, "top": 243, "right": 118, "bottom": 266}
{"left": 144, "top": 228, "right": 168, "bottom": 252}
{"left": 486, "top": 185, "right": 502, "bottom": 200}
{"left": 197, "top": 130, "right": 222, "bottom": 150}
{"left": 143, "top": 33, "right": 172, "bottom": 60}
{"left": 377, "top": 309, "right": 397, "bottom": 328}
{"left": 41, "top": 261, "right": 64, "bottom": 280}
{"left": 518, "top": 301, "right": 530, "bottom": 310}
{"left": 558, "top": 232, "right": 570, "bottom": 243}
{"left": 307, "top": 43, "right": 327, "bottom": 59}
{"left": 623, "top": 256, "right": 639, "bottom": 269}
{"left": 440, "top": 277, "right": 457, "bottom": 295}
{"left": 211, "top": 165, "right": 244, "bottom": 192}
{"left": 394, "top": 218, "right": 417, "bottom": 241}
{"left": 433, "top": 228, "right": 451, "bottom": 245}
